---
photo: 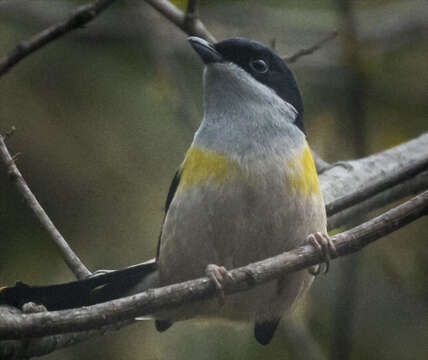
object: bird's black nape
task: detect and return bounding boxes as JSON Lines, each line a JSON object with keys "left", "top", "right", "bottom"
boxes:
{"left": 213, "top": 38, "right": 305, "bottom": 134}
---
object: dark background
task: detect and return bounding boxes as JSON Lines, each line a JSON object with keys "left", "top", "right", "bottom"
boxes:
{"left": 1, "top": 0, "right": 427, "bottom": 359}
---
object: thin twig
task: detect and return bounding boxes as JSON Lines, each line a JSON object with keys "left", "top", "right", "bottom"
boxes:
{"left": 1, "top": 190, "right": 427, "bottom": 339}
{"left": 0, "top": 0, "right": 116, "bottom": 77}
{"left": 145, "top": 0, "right": 216, "bottom": 42}
{"left": 0, "top": 134, "right": 91, "bottom": 280}
{"left": 284, "top": 31, "right": 338, "bottom": 63}
{"left": 270, "top": 38, "right": 277, "bottom": 51}
{"left": 184, "top": 0, "right": 198, "bottom": 31}
{"left": 326, "top": 155, "right": 428, "bottom": 216}
{"left": 3, "top": 125, "right": 16, "bottom": 141}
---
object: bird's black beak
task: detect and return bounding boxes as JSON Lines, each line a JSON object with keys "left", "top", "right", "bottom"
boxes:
{"left": 188, "top": 36, "right": 223, "bottom": 64}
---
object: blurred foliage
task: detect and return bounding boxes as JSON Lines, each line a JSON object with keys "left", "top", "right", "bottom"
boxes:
{"left": 0, "top": 0, "right": 427, "bottom": 359}
{"left": 171, "top": 0, "right": 187, "bottom": 10}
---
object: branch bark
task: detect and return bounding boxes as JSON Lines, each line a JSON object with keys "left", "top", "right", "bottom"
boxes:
{"left": 320, "top": 132, "right": 428, "bottom": 229}
{"left": 0, "top": 306, "right": 132, "bottom": 360}
{"left": 328, "top": 170, "right": 428, "bottom": 230}
{"left": 326, "top": 155, "right": 428, "bottom": 217}
{"left": 0, "top": 0, "right": 116, "bottom": 78}
{"left": 1, "top": 190, "right": 427, "bottom": 340}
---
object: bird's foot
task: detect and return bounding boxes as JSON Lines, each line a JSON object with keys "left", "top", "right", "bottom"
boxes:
{"left": 307, "top": 232, "right": 337, "bottom": 275}
{"left": 205, "top": 264, "right": 232, "bottom": 306}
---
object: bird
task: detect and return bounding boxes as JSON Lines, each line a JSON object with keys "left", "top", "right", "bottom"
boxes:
{"left": 0, "top": 36, "right": 334, "bottom": 345}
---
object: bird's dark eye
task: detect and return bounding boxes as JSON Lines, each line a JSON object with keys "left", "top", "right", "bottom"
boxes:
{"left": 249, "top": 59, "right": 269, "bottom": 74}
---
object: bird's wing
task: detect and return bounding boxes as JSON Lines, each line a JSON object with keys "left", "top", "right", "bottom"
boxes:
{"left": 156, "top": 169, "right": 182, "bottom": 260}
{"left": 0, "top": 260, "right": 158, "bottom": 310}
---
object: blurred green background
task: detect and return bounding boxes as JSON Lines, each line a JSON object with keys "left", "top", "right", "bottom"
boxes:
{"left": 1, "top": 0, "right": 427, "bottom": 359}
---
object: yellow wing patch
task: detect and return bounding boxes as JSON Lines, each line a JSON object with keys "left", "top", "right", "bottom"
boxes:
{"left": 178, "top": 146, "right": 235, "bottom": 189}
{"left": 287, "top": 143, "right": 321, "bottom": 196}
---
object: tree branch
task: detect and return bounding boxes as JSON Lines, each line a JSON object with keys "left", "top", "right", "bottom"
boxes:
{"left": 283, "top": 31, "right": 338, "bottom": 63}
{"left": 0, "top": 305, "right": 132, "bottom": 360}
{"left": 144, "top": 0, "right": 216, "bottom": 42}
{"left": 0, "top": 134, "right": 91, "bottom": 280}
{"left": 0, "top": 0, "right": 116, "bottom": 78}
{"left": 328, "top": 170, "right": 428, "bottom": 230}
{"left": 320, "top": 132, "right": 428, "bottom": 229}
{"left": 0, "top": 190, "right": 427, "bottom": 340}
{"left": 184, "top": 0, "right": 199, "bottom": 32}
{"left": 326, "top": 154, "right": 428, "bottom": 217}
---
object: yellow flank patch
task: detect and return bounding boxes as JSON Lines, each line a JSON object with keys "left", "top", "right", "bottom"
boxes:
{"left": 178, "top": 146, "right": 234, "bottom": 189}
{"left": 288, "top": 143, "right": 321, "bottom": 196}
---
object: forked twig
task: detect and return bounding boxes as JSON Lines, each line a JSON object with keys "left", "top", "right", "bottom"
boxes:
{"left": 284, "top": 31, "right": 338, "bottom": 63}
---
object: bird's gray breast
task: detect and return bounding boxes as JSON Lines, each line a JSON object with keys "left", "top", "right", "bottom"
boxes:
{"left": 158, "top": 146, "right": 325, "bottom": 284}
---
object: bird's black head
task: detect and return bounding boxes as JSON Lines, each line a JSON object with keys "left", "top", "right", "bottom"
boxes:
{"left": 188, "top": 37, "right": 305, "bottom": 134}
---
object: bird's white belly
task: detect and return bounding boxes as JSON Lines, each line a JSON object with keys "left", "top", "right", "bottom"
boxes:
{"left": 157, "top": 162, "right": 326, "bottom": 322}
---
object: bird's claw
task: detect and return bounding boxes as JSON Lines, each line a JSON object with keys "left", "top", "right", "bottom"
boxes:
{"left": 307, "top": 232, "right": 337, "bottom": 275}
{"left": 205, "top": 264, "right": 232, "bottom": 306}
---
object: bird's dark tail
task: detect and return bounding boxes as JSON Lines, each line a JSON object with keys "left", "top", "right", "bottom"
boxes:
{"left": 0, "top": 261, "right": 158, "bottom": 311}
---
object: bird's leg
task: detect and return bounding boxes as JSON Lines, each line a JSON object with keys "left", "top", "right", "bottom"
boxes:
{"left": 307, "top": 232, "right": 337, "bottom": 275}
{"left": 205, "top": 264, "right": 232, "bottom": 305}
